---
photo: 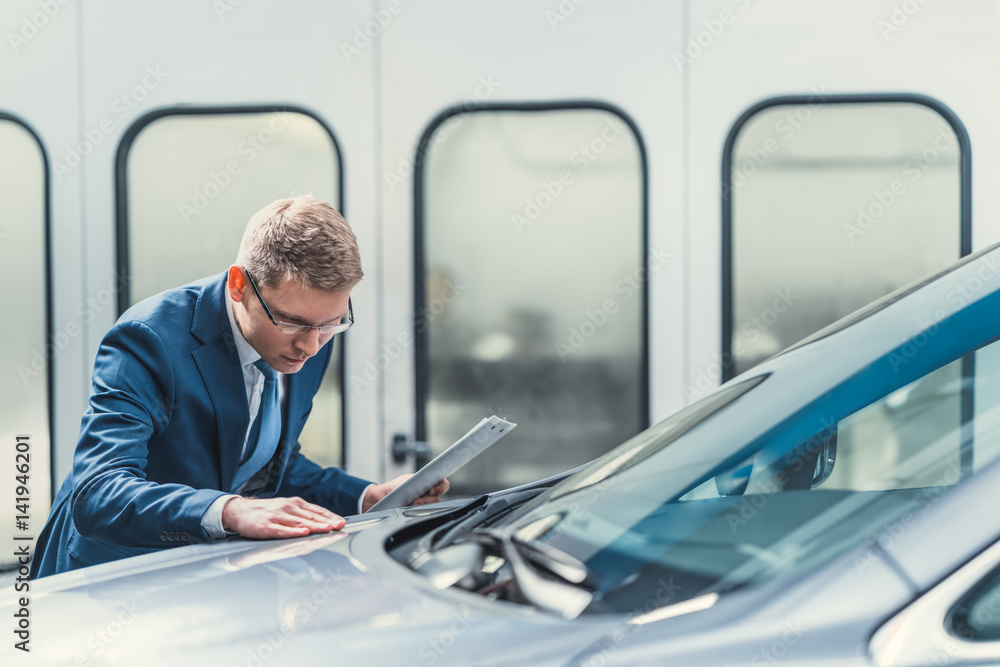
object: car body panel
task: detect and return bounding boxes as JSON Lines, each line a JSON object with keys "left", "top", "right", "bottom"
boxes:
{"left": 6, "top": 510, "right": 615, "bottom": 666}
{"left": 4, "top": 499, "right": 915, "bottom": 667}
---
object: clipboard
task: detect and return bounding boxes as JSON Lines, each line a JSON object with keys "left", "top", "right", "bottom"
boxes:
{"left": 366, "top": 415, "right": 516, "bottom": 512}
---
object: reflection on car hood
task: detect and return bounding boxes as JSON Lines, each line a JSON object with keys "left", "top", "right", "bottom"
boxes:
{"left": 7, "top": 512, "right": 616, "bottom": 666}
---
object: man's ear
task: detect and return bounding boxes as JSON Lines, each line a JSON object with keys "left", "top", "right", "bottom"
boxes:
{"left": 228, "top": 265, "right": 247, "bottom": 303}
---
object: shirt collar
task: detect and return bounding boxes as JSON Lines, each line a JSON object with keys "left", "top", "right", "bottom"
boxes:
{"left": 225, "top": 286, "right": 261, "bottom": 368}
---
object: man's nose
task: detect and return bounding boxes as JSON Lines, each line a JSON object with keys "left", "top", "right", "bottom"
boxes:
{"left": 293, "top": 328, "right": 322, "bottom": 357}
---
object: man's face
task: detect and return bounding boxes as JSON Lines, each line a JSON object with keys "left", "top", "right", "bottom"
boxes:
{"left": 229, "top": 267, "right": 351, "bottom": 374}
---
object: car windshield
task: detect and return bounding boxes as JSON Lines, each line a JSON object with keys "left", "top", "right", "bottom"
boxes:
{"left": 496, "top": 291, "right": 1000, "bottom": 616}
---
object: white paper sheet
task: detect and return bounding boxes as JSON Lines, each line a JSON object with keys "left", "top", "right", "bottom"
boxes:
{"left": 366, "top": 415, "right": 517, "bottom": 512}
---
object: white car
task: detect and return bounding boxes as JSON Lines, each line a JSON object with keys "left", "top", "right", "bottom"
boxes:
{"left": 9, "top": 244, "right": 1000, "bottom": 666}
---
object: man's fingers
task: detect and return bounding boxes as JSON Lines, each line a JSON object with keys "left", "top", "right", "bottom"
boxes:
{"left": 282, "top": 498, "right": 345, "bottom": 530}
{"left": 289, "top": 497, "right": 341, "bottom": 520}
{"left": 284, "top": 505, "right": 345, "bottom": 530}
{"left": 256, "top": 513, "right": 331, "bottom": 538}
{"left": 412, "top": 479, "right": 450, "bottom": 503}
{"left": 428, "top": 479, "right": 450, "bottom": 496}
{"left": 267, "top": 523, "right": 311, "bottom": 538}
{"left": 237, "top": 517, "right": 311, "bottom": 540}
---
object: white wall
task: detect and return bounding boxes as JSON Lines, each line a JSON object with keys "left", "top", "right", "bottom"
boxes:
{"left": 0, "top": 0, "right": 994, "bottom": 493}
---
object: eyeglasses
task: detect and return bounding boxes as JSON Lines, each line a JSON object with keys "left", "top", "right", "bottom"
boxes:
{"left": 243, "top": 267, "right": 353, "bottom": 335}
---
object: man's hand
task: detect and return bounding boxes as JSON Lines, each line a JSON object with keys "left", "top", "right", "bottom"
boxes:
{"left": 361, "top": 475, "right": 450, "bottom": 513}
{"left": 222, "top": 496, "right": 345, "bottom": 539}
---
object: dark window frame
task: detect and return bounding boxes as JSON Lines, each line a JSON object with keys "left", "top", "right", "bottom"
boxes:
{"left": 721, "top": 93, "right": 973, "bottom": 383}
{"left": 114, "top": 105, "right": 349, "bottom": 467}
{"left": 0, "top": 112, "right": 54, "bottom": 497}
{"left": 412, "top": 100, "right": 651, "bottom": 450}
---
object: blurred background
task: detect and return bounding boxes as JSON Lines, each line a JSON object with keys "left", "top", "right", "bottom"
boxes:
{"left": 1, "top": 0, "right": 997, "bottom": 562}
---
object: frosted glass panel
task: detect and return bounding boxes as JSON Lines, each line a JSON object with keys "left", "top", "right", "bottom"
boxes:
{"left": 125, "top": 111, "right": 343, "bottom": 467}
{"left": 422, "top": 109, "right": 645, "bottom": 495}
{"left": 730, "top": 102, "right": 962, "bottom": 376}
{"left": 0, "top": 120, "right": 50, "bottom": 567}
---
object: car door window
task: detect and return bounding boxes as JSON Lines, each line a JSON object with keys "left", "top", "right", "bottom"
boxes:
{"left": 416, "top": 106, "right": 647, "bottom": 496}
{"left": 119, "top": 109, "right": 346, "bottom": 468}
{"left": 0, "top": 117, "right": 51, "bottom": 565}
{"left": 724, "top": 98, "right": 968, "bottom": 380}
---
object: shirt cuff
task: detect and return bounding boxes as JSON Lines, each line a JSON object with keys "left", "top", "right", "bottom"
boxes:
{"left": 202, "top": 494, "right": 240, "bottom": 539}
{"left": 358, "top": 484, "right": 374, "bottom": 514}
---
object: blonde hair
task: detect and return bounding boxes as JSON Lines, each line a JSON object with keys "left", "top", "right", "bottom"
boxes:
{"left": 236, "top": 196, "right": 363, "bottom": 291}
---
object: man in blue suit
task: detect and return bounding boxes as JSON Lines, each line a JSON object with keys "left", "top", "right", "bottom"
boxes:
{"left": 31, "top": 196, "right": 446, "bottom": 578}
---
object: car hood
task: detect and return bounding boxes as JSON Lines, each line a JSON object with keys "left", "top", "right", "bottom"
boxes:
{"left": 7, "top": 508, "right": 619, "bottom": 666}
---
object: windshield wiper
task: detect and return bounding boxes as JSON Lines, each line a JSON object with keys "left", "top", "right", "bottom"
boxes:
{"left": 432, "top": 488, "right": 547, "bottom": 549}
{"left": 410, "top": 523, "right": 593, "bottom": 618}
{"left": 467, "top": 527, "right": 593, "bottom": 619}
{"left": 474, "top": 529, "right": 588, "bottom": 583}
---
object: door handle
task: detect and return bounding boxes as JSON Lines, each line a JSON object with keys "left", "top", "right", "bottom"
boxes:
{"left": 391, "top": 433, "right": 431, "bottom": 469}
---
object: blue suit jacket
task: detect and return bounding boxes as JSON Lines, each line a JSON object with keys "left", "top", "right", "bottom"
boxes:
{"left": 31, "top": 273, "right": 370, "bottom": 578}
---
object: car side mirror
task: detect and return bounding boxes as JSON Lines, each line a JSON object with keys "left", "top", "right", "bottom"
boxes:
{"left": 714, "top": 456, "right": 754, "bottom": 496}
{"left": 810, "top": 431, "right": 837, "bottom": 488}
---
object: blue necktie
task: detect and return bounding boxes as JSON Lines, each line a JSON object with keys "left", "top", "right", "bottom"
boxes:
{"left": 231, "top": 359, "right": 281, "bottom": 493}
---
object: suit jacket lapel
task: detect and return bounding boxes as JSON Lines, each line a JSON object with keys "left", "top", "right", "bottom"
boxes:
{"left": 190, "top": 272, "right": 248, "bottom": 492}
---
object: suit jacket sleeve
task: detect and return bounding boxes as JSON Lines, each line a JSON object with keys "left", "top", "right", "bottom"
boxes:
{"left": 71, "top": 320, "right": 226, "bottom": 547}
